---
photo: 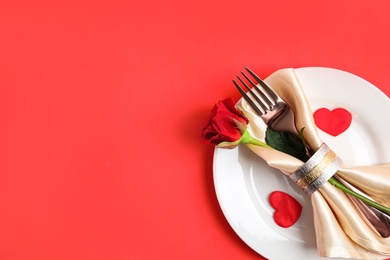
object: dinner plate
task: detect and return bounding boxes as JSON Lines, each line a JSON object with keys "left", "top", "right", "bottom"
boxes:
{"left": 213, "top": 67, "right": 390, "bottom": 259}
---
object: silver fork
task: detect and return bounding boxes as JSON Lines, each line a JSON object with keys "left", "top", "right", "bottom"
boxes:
{"left": 233, "top": 67, "right": 390, "bottom": 237}
{"left": 233, "top": 68, "right": 298, "bottom": 138}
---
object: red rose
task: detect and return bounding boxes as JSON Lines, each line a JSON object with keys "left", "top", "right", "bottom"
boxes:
{"left": 202, "top": 98, "right": 248, "bottom": 147}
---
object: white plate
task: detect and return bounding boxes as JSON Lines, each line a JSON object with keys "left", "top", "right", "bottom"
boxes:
{"left": 213, "top": 67, "right": 390, "bottom": 260}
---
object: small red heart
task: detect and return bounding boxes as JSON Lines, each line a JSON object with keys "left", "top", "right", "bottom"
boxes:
{"left": 313, "top": 108, "right": 352, "bottom": 136}
{"left": 269, "top": 191, "right": 302, "bottom": 228}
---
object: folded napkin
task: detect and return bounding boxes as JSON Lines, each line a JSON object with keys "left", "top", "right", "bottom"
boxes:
{"left": 238, "top": 69, "right": 390, "bottom": 259}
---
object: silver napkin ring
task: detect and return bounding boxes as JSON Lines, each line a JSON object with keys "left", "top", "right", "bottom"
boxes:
{"left": 290, "top": 143, "right": 342, "bottom": 195}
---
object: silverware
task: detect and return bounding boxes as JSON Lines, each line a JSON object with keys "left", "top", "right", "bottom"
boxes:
{"left": 233, "top": 67, "right": 390, "bottom": 237}
{"left": 233, "top": 68, "right": 298, "bottom": 138}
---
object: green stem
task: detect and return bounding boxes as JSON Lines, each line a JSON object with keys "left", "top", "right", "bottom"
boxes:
{"left": 328, "top": 177, "right": 390, "bottom": 215}
{"left": 240, "top": 130, "right": 272, "bottom": 148}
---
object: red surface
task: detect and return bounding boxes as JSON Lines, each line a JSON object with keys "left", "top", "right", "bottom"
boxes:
{"left": 1, "top": 1, "right": 390, "bottom": 259}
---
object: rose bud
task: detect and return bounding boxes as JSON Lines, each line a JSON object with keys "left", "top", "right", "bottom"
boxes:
{"left": 202, "top": 98, "right": 249, "bottom": 148}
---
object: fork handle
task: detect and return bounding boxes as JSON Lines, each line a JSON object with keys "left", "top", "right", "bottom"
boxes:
{"left": 334, "top": 174, "right": 390, "bottom": 237}
{"left": 267, "top": 104, "right": 298, "bottom": 135}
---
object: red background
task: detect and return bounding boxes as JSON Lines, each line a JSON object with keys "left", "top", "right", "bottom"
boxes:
{"left": 1, "top": 1, "right": 390, "bottom": 259}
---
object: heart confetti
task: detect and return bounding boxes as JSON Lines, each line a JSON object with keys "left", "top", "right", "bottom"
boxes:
{"left": 313, "top": 108, "right": 352, "bottom": 136}
{"left": 269, "top": 191, "right": 302, "bottom": 228}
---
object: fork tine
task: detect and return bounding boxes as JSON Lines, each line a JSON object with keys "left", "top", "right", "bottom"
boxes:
{"left": 240, "top": 71, "right": 274, "bottom": 108}
{"left": 245, "top": 67, "right": 278, "bottom": 103}
{"left": 232, "top": 79, "right": 265, "bottom": 116}
{"left": 236, "top": 75, "right": 269, "bottom": 111}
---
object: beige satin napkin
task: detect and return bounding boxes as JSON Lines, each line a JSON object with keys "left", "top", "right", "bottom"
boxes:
{"left": 238, "top": 68, "right": 390, "bottom": 259}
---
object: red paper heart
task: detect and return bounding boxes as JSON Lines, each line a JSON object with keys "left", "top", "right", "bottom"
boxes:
{"left": 313, "top": 108, "right": 352, "bottom": 136}
{"left": 269, "top": 191, "right": 302, "bottom": 228}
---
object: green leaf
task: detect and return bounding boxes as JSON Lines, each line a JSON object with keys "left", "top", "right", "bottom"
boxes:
{"left": 265, "top": 127, "right": 309, "bottom": 162}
